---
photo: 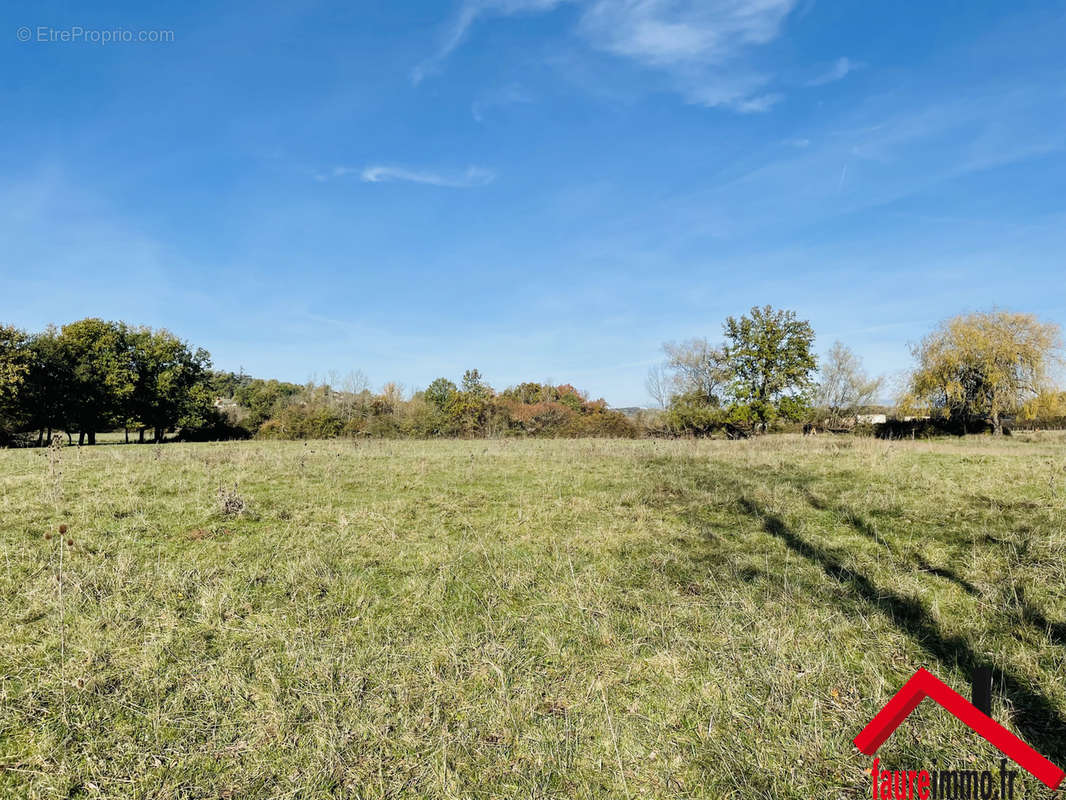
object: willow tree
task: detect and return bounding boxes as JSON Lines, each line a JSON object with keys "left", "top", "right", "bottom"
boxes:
{"left": 907, "top": 311, "right": 1061, "bottom": 434}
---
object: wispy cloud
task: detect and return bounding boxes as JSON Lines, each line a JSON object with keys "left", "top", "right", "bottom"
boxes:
{"left": 472, "top": 83, "right": 533, "bottom": 122}
{"left": 578, "top": 0, "right": 794, "bottom": 66}
{"left": 733, "top": 92, "right": 783, "bottom": 113}
{"left": 664, "top": 66, "right": 783, "bottom": 111}
{"left": 355, "top": 165, "right": 496, "bottom": 188}
{"left": 806, "top": 56, "right": 863, "bottom": 86}
{"left": 616, "top": 82, "right": 1066, "bottom": 245}
{"left": 416, "top": 0, "right": 798, "bottom": 112}
{"left": 412, "top": 0, "right": 567, "bottom": 85}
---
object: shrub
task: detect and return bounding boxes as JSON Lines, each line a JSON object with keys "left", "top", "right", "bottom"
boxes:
{"left": 564, "top": 410, "right": 638, "bottom": 438}
{"left": 258, "top": 404, "right": 344, "bottom": 439}
{"left": 177, "top": 411, "right": 253, "bottom": 441}
{"left": 502, "top": 399, "right": 574, "bottom": 436}
{"left": 664, "top": 393, "right": 726, "bottom": 437}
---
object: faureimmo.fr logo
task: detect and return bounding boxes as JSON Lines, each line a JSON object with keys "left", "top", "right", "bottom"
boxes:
{"left": 854, "top": 668, "right": 1064, "bottom": 796}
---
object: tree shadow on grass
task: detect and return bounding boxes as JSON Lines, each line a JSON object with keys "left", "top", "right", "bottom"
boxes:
{"left": 805, "top": 489, "right": 981, "bottom": 597}
{"left": 911, "top": 555, "right": 980, "bottom": 597}
{"left": 804, "top": 487, "right": 1065, "bottom": 642}
{"left": 733, "top": 495, "right": 1066, "bottom": 766}
{"left": 638, "top": 454, "right": 1066, "bottom": 761}
{"left": 1014, "top": 587, "right": 1066, "bottom": 650}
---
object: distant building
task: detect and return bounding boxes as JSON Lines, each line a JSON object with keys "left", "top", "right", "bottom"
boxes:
{"left": 856, "top": 413, "right": 887, "bottom": 425}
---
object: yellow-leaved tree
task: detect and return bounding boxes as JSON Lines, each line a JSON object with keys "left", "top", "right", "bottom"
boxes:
{"left": 906, "top": 311, "right": 1062, "bottom": 434}
{"left": 1020, "top": 389, "right": 1066, "bottom": 421}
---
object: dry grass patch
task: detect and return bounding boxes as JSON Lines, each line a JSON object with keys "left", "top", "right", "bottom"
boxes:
{"left": 1, "top": 435, "right": 1064, "bottom": 798}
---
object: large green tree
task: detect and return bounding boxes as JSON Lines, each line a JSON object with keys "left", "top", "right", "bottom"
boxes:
{"left": 0, "top": 325, "right": 30, "bottom": 440}
{"left": 58, "top": 318, "right": 136, "bottom": 444}
{"left": 22, "top": 326, "right": 73, "bottom": 444}
{"left": 723, "top": 305, "right": 817, "bottom": 432}
{"left": 129, "top": 327, "right": 212, "bottom": 442}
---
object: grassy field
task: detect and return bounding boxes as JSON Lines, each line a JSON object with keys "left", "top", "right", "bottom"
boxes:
{"left": 1, "top": 435, "right": 1065, "bottom": 799}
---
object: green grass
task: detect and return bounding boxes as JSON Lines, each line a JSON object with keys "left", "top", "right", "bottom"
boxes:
{"left": 2, "top": 435, "right": 1065, "bottom": 798}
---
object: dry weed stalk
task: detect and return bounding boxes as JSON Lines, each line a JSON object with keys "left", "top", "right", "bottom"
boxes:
{"left": 55, "top": 523, "right": 70, "bottom": 726}
{"left": 217, "top": 482, "right": 248, "bottom": 517}
{"left": 48, "top": 433, "right": 64, "bottom": 503}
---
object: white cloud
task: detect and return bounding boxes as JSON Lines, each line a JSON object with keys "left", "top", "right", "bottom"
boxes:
{"left": 579, "top": 0, "right": 794, "bottom": 66}
{"left": 806, "top": 56, "right": 863, "bottom": 86}
{"left": 416, "top": 0, "right": 798, "bottom": 112}
{"left": 356, "top": 165, "right": 496, "bottom": 188}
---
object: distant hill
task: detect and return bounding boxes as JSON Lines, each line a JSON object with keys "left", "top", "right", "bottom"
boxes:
{"left": 611, "top": 407, "right": 650, "bottom": 417}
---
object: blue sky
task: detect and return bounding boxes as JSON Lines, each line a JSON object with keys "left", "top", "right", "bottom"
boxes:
{"left": 2, "top": 0, "right": 1064, "bottom": 406}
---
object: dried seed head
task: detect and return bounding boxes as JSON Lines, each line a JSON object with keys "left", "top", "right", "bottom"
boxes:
{"left": 59, "top": 524, "right": 68, "bottom": 534}
{"left": 66, "top": 538, "right": 74, "bottom": 547}
{"left": 44, "top": 533, "right": 52, "bottom": 540}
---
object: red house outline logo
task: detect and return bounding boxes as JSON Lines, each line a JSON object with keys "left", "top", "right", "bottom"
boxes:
{"left": 854, "top": 668, "right": 1064, "bottom": 790}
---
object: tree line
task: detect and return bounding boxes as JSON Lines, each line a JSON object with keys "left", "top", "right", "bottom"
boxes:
{"left": 0, "top": 307, "right": 1062, "bottom": 445}
{"left": 0, "top": 319, "right": 635, "bottom": 444}
{"left": 216, "top": 369, "right": 636, "bottom": 440}
{"left": 646, "top": 306, "right": 1063, "bottom": 437}
{"left": 0, "top": 319, "right": 212, "bottom": 446}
